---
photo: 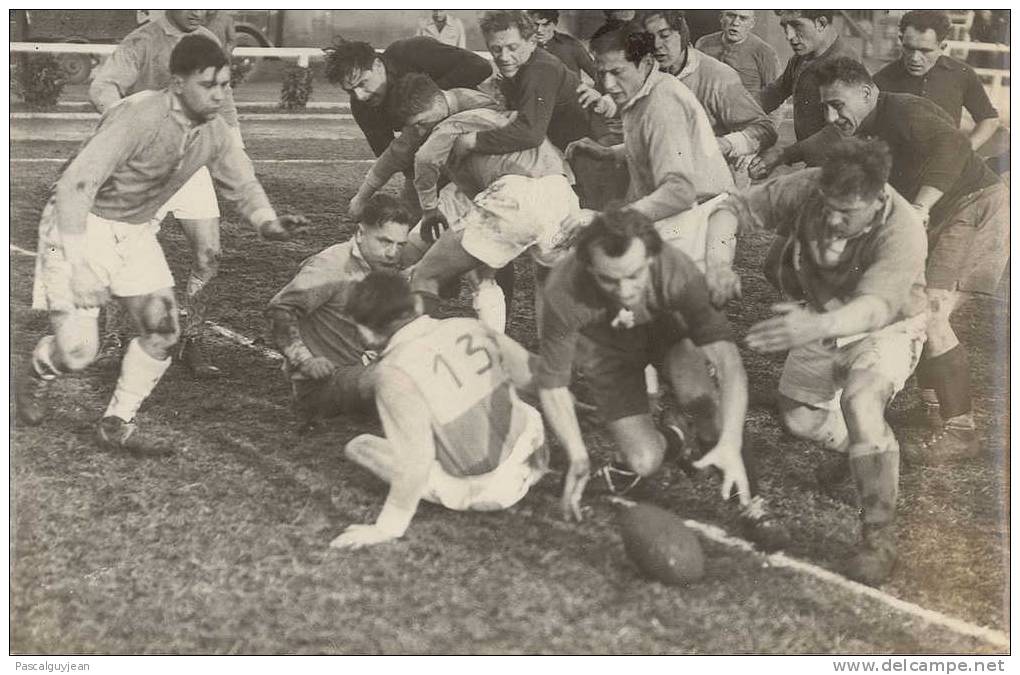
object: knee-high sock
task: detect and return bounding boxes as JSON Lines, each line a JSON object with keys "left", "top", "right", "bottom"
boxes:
{"left": 31, "top": 335, "right": 61, "bottom": 380}
{"left": 849, "top": 439, "right": 899, "bottom": 527}
{"left": 104, "top": 338, "right": 172, "bottom": 422}
{"left": 473, "top": 278, "right": 506, "bottom": 333}
{"left": 925, "top": 345, "right": 972, "bottom": 420}
{"left": 180, "top": 273, "right": 210, "bottom": 340}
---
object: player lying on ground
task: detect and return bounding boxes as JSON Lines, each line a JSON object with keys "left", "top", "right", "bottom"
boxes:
{"left": 392, "top": 73, "right": 583, "bottom": 333}
{"left": 568, "top": 21, "right": 735, "bottom": 271}
{"left": 750, "top": 57, "right": 1009, "bottom": 465}
{"left": 266, "top": 194, "right": 416, "bottom": 427}
{"left": 329, "top": 271, "right": 548, "bottom": 549}
{"left": 705, "top": 138, "right": 928, "bottom": 586}
{"left": 16, "top": 35, "right": 308, "bottom": 455}
{"left": 536, "top": 209, "right": 789, "bottom": 550}
{"left": 90, "top": 9, "right": 244, "bottom": 377}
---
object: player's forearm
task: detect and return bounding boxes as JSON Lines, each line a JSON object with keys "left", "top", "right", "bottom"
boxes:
{"left": 816, "top": 295, "right": 894, "bottom": 339}
{"left": 699, "top": 341, "right": 747, "bottom": 448}
{"left": 969, "top": 118, "right": 999, "bottom": 150}
{"left": 87, "top": 78, "right": 123, "bottom": 114}
{"left": 912, "top": 185, "right": 944, "bottom": 212}
{"left": 539, "top": 387, "right": 589, "bottom": 465}
{"left": 629, "top": 176, "right": 698, "bottom": 223}
{"left": 266, "top": 307, "right": 314, "bottom": 367}
{"left": 52, "top": 183, "right": 94, "bottom": 265}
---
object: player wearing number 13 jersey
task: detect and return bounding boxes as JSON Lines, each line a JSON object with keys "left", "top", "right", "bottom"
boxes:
{"left": 330, "top": 271, "right": 548, "bottom": 550}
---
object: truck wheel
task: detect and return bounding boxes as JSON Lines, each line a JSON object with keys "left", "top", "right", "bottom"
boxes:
{"left": 57, "top": 53, "right": 92, "bottom": 84}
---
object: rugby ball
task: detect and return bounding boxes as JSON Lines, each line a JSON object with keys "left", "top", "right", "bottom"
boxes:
{"left": 618, "top": 502, "right": 705, "bottom": 585}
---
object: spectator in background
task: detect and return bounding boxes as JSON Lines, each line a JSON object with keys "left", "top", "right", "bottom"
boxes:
{"left": 967, "top": 10, "right": 1009, "bottom": 70}
{"left": 204, "top": 10, "right": 236, "bottom": 55}
{"left": 759, "top": 10, "right": 861, "bottom": 141}
{"left": 529, "top": 10, "right": 597, "bottom": 83}
{"left": 874, "top": 10, "right": 1002, "bottom": 152}
{"left": 696, "top": 10, "right": 781, "bottom": 101}
{"left": 416, "top": 10, "right": 466, "bottom": 49}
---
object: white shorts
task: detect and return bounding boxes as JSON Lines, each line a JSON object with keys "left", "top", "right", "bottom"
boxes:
{"left": 654, "top": 193, "right": 728, "bottom": 273}
{"left": 154, "top": 166, "right": 220, "bottom": 222}
{"left": 457, "top": 174, "right": 580, "bottom": 270}
{"left": 424, "top": 404, "right": 548, "bottom": 511}
{"left": 779, "top": 314, "right": 927, "bottom": 411}
{"left": 32, "top": 204, "right": 175, "bottom": 315}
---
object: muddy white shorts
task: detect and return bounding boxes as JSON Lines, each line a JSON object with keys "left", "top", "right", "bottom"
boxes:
{"left": 424, "top": 403, "right": 549, "bottom": 511}
{"left": 32, "top": 203, "right": 175, "bottom": 315}
{"left": 654, "top": 193, "right": 729, "bottom": 273}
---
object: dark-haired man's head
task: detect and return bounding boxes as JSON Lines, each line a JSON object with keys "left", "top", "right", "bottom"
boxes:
{"left": 898, "top": 10, "right": 951, "bottom": 77}
{"left": 815, "top": 57, "right": 877, "bottom": 136}
{"left": 346, "top": 271, "right": 421, "bottom": 348}
{"left": 774, "top": 10, "right": 836, "bottom": 56}
{"left": 590, "top": 23, "right": 657, "bottom": 105}
{"left": 390, "top": 73, "right": 450, "bottom": 135}
{"left": 576, "top": 209, "right": 663, "bottom": 309}
{"left": 356, "top": 194, "right": 416, "bottom": 271}
{"left": 529, "top": 10, "right": 559, "bottom": 45}
{"left": 169, "top": 34, "right": 230, "bottom": 122}
{"left": 325, "top": 39, "right": 387, "bottom": 107}
{"left": 818, "top": 138, "right": 892, "bottom": 239}
{"left": 479, "top": 10, "right": 538, "bottom": 78}
{"left": 641, "top": 10, "right": 690, "bottom": 73}
{"left": 166, "top": 10, "right": 208, "bottom": 33}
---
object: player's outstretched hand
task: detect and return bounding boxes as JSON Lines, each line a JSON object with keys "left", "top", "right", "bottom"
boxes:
{"left": 576, "top": 84, "right": 616, "bottom": 117}
{"left": 70, "top": 262, "right": 111, "bottom": 309}
{"left": 746, "top": 301, "right": 820, "bottom": 353}
{"left": 329, "top": 523, "right": 399, "bottom": 550}
{"left": 693, "top": 441, "right": 751, "bottom": 507}
{"left": 561, "top": 455, "right": 591, "bottom": 522}
{"left": 704, "top": 263, "right": 742, "bottom": 308}
{"left": 260, "top": 215, "right": 310, "bottom": 241}
{"left": 299, "top": 356, "right": 337, "bottom": 380}
{"left": 420, "top": 208, "right": 450, "bottom": 245}
{"left": 748, "top": 147, "right": 783, "bottom": 180}
{"left": 565, "top": 137, "right": 612, "bottom": 163}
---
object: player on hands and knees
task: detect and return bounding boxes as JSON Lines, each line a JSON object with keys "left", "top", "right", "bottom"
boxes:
{"left": 329, "top": 271, "right": 548, "bottom": 549}
{"left": 267, "top": 194, "right": 416, "bottom": 428}
{"left": 89, "top": 10, "right": 245, "bottom": 378}
{"left": 705, "top": 138, "right": 928, "bottom": 585}
{"left": 16, "top": 35, "right": 308, "bottom": 454}
{"left": 391, "top": 73, "right": 582, "bottom": 333}
{"left": 536, "top": 209, "right": 789, "bottom": 551}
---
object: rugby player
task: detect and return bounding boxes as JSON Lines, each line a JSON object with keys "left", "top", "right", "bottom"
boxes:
{"left": 16, "top": 35, "right": 308, "bottom": 455}
{"left": 394, "top": 73, "right": 581, "bottom": 333}
{"left": 89, "top": 10, "right": 243, "bottom": 377}
{"left": 267, "top": 195, "right": 416, "bottom": 426}
{"left": 753, "top": 58, "right": 1009, "bottom": 464}
{"left": 695, "top": 11, "right": 782, "bottom": 101}
{"left": 641, "top": 10, "right": 777, "bottom": 165}
{"left": 329, "top": 272, "right": 547, "bottom": 549}
{"left": 705, "top": 138, "right": 928, "bottom": 586}
{"left": 536, "top": 209, "right": 788, "bottom": 551}
{"left": 528, "top": 10, "right": 598, "bottom": 83}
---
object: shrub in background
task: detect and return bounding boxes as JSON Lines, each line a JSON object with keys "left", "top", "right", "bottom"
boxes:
{"left": 15, "top": 53, "right": 65, "bottom": 108}
{"left": 230, "top": 57, "right": 254, "bottom": 89}
{"left": 279, "top": 65, "right": 313, "bottom": 110}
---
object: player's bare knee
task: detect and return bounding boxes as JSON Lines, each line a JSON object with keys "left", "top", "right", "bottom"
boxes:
{"left": 139, "top": 296, "right": 180, "bottom": 353}
{"left": 627, "top": 445, "right": 664, "bottom": 477}
{"left": 781, "top": 405, "right": 829, "bottom": 441}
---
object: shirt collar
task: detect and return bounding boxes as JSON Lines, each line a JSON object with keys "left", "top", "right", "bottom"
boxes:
{"left": 382, "top": 315, "right": 438, "bottom": 355}
{"left": 622, "top": 67, "right": 665, "bottom": 112}
{"left": 348, "top": 237, "right": 372, "bottom": 272}
{"left": 810, "top": 34, "right": 843, "bottom": 61}
{"left": 157, "top": 15, "right": 188, "bottom": 38}
{"left": 168, "top": 91, "right": 198, "bottom": 129}
{"left": 665, "top": 46, "right": 697, "bottom": 79}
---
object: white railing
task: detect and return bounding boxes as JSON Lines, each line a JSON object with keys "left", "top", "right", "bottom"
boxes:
{"left": 10, "top": 42, "right": 494, "bottom": 68}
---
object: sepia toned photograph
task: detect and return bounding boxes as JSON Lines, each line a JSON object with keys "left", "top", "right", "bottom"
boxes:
{"left": 8, "top": 8, "right": 1010, "bottom": 657}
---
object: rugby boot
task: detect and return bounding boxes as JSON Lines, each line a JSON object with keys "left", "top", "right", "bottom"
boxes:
{"left": 846, "top": 523, "right": 897, "bottom": 587}
{"left": 890, "top": 400, "right": 941, "bottom": 430}
{"left": 592, "top": 461, "right": 643, "bottom": 496}
{"left": 15, "top": 367, "right": 51, "bottom": 427}
{"left": 901, "top": 423, "right": 980, "bottom": 466}
{"left": 179, "top": 336, "right": 222, "bottom": 379}
{"left": 738, "top": 495, "right": 791, "bottom": 552}
{"left": 815, "top": 453, "right": 856, "bottom": 505}
{"left": 96, "top": 416, "right": 174, "bottom": 458}
{"left": 658, "top": 414, "right": 699, "bottom": 477}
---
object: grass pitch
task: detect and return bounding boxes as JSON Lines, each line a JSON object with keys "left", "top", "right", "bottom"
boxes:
{"left": 9, "top": 130, "right": 1009, "bottom": 654}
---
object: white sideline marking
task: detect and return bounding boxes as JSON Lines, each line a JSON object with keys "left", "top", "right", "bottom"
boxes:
{"left": 205, "top": 323, "right": 282, "bottom": 362}
{"left": 10, "top": 158, "right": 373, "bottom": 165}
{"left": 10, "top": 244, "right": 36, "bottom": 257}
{"left": 607, "top": 496, "right": 1006, "bottom": 649}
